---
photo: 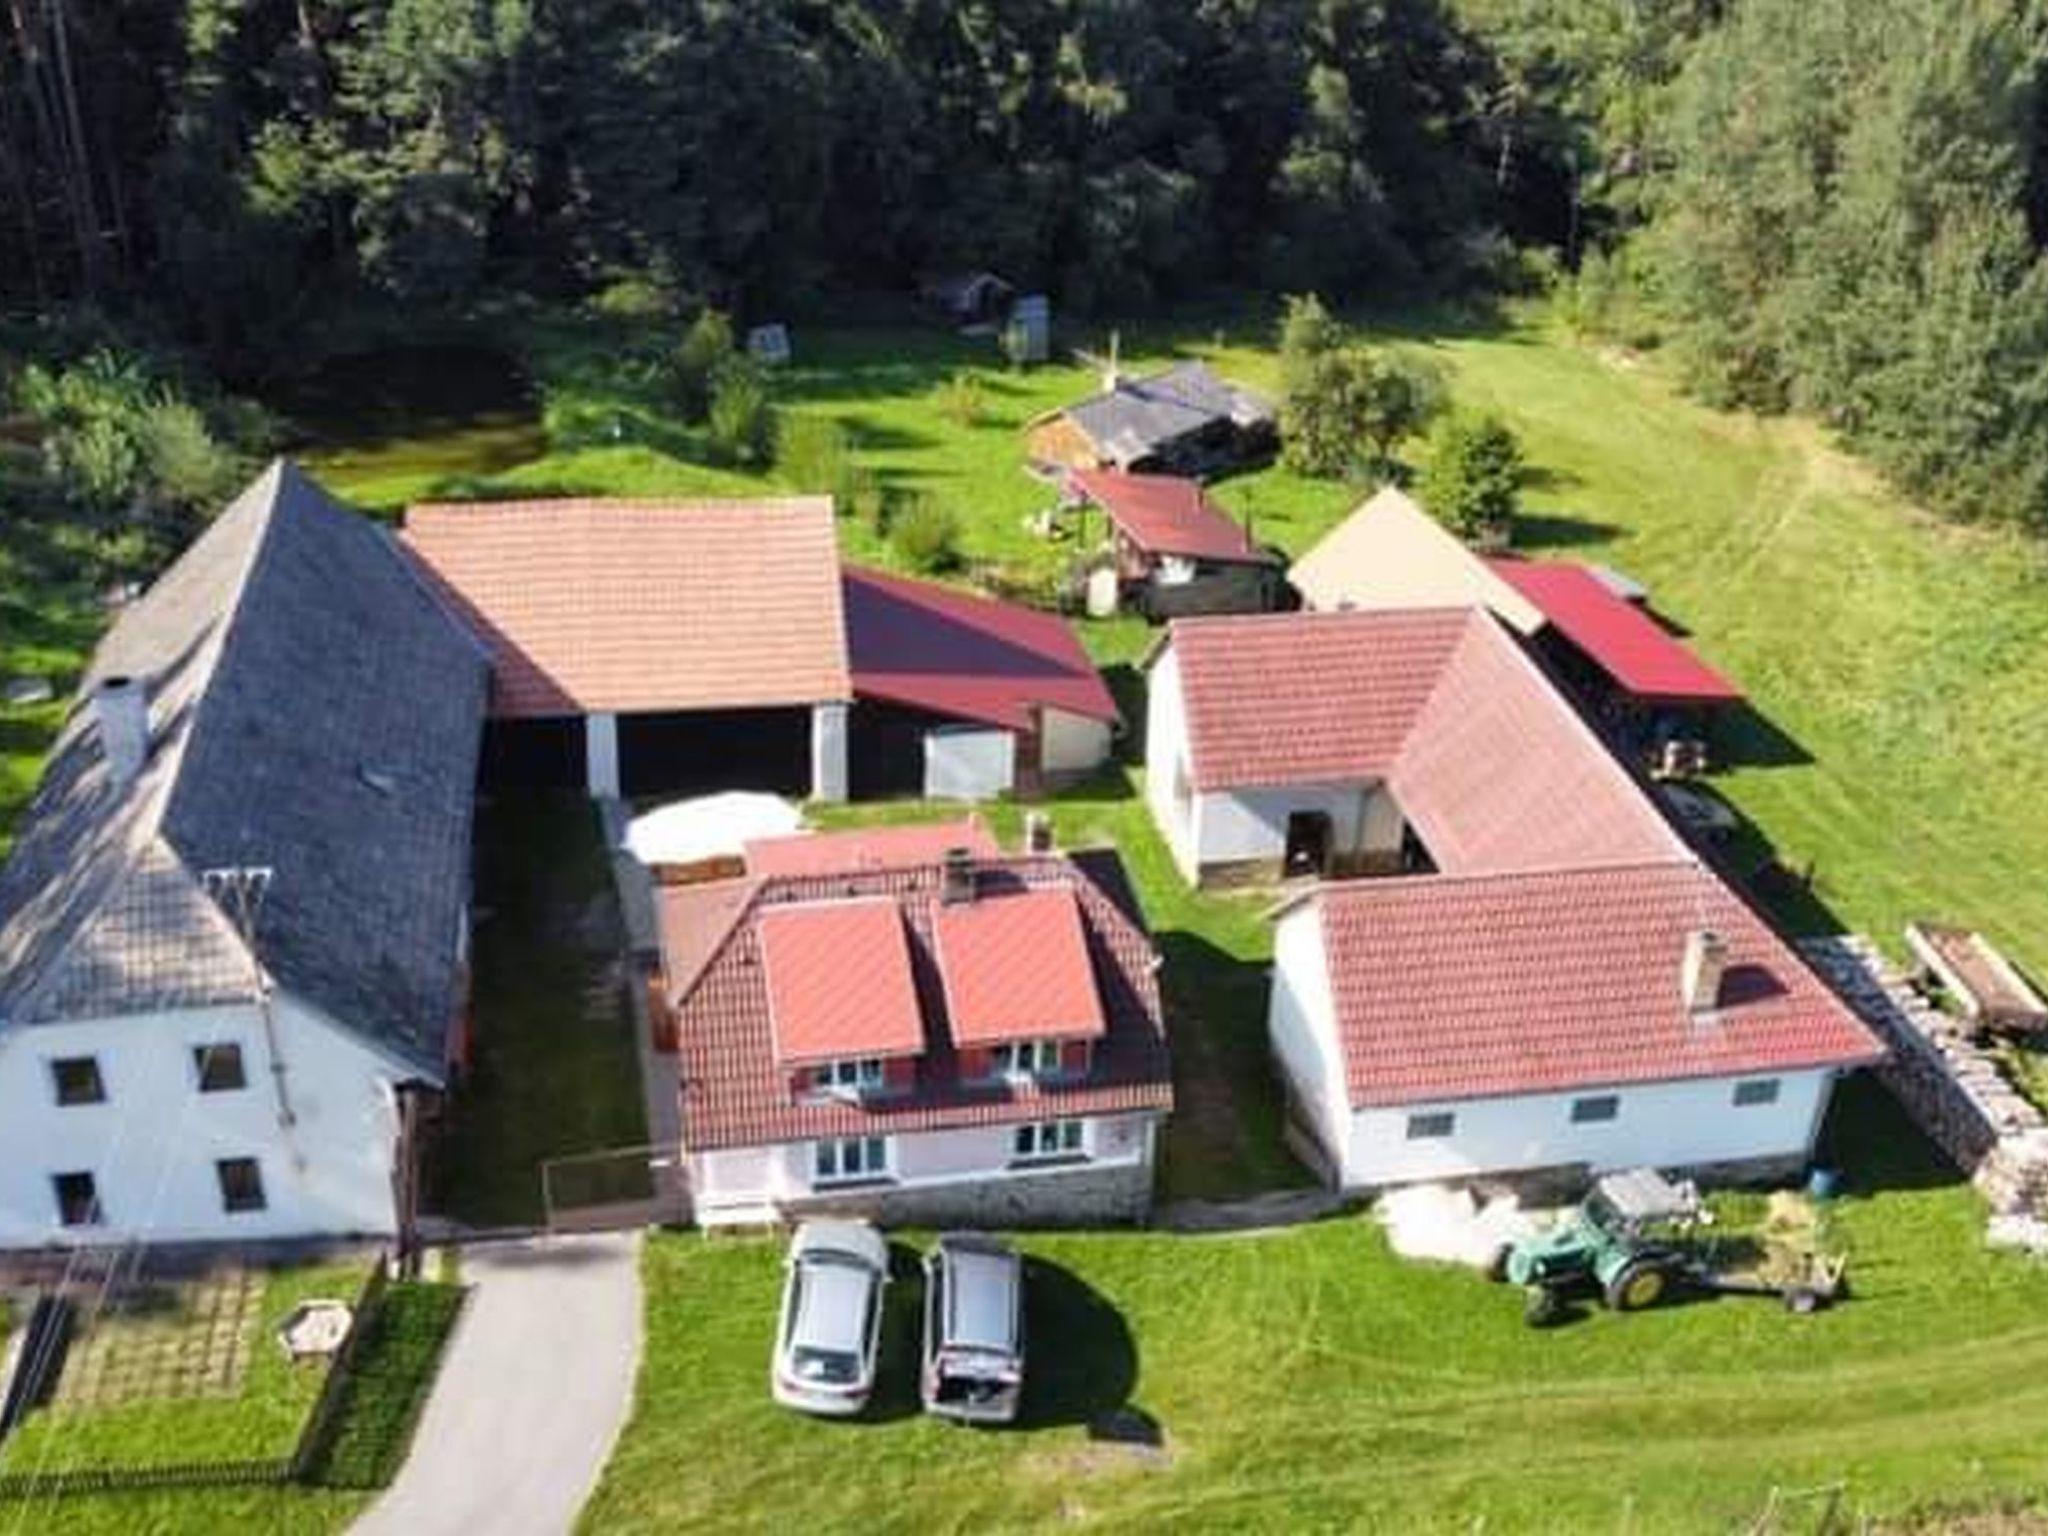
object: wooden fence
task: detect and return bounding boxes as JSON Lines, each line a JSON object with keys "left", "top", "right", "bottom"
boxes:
{"left": 0, "top": 1256, "right": 392, "bottom": 1504}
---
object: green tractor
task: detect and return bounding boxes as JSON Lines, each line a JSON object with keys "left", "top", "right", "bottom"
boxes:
{"left": 1492, "top": 1168, "right": 1844, "bottom": 1326}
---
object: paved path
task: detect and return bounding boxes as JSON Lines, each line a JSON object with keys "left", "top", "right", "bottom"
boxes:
{"left": 352, "top": 1233, "right": 642, "bottom": 1536}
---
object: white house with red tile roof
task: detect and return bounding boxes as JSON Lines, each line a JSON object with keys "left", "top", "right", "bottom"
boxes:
{"left": 656, "top": 845, "right": 1170, "bottom": 1228}
{"left": 1143, "top": 606, "right": 1884, "bottom": 1188}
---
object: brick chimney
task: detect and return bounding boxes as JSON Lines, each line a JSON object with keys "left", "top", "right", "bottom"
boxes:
{"left": 93, "top": 675, "right": 150, "bottom": 787}
{"left": 941, "top": 846, "right": 976, "bottom": 906}
{"left": 1682, "top": 929, "right": 1728, "bottom": 1015}
{"left": 1024, "top": 812, "right": 1054, "bottom": 855}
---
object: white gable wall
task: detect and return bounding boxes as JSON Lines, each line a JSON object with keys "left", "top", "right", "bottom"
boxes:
{"left": 0, "top": 992, "right": 407, "bottom": 1247}
{"left": 1142, "top": 648, "right": 1201, "bottom": 880}
{"left": 1266, "top": 905, "right": 1350, "bottom": 1170}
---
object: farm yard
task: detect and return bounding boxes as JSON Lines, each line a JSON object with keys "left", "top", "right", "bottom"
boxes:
{"left": 6, "top": 297, "right": 2048, "bottom": 1531}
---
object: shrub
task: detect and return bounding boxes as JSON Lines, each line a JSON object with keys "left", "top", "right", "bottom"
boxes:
{"left": 935, "top": 370, "right": 986, "bottom": 428}
{"left": 775, "top": 414, "right": 855, "bottom": 495}
{"left": 706, "top": 359, "right": 775, "bottom": 466}
{"left": 889, "top": 492, "right": 962, "bottom": 573}
{"left": 1419, "top": 410, "right": 1524, "bottom": 543}
{"left": 842, "top": 467, "right": 886, "bottom": 533}
{"left": 673, "top": 308, "right": 735, "bottom": 422}
{"left": 1277, "top": 295, "right": 1441, "bottom": 480}
{"left": 589, "top": 275, "right": 678, "bottom": 321}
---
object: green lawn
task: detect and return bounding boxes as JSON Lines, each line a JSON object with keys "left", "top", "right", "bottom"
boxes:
{"left": 584, "top": 1080, "right": 2048, "bottom": 1535}
{"left": 431, "top": 791, "right": 651, "bottom": 1226}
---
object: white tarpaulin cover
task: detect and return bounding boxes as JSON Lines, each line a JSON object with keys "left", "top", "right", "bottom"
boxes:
{"left": 624, "top": 792, "right": 803, "bottom": 865}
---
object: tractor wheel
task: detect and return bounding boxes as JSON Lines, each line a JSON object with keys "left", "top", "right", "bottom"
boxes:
{"left": 1484, "top": 1244, "right": 1512, "bottom": 1283}
{"left": 1523, "top": 1285, "right": 1565, "bottom": 1328}
{"left": 1603, "top": 1258, "right": 1673, "bottom": 1312}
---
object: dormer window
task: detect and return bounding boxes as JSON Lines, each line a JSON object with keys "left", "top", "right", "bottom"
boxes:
{"left": 991, "top": 1040, "right": 1064, "bottom": 1080}
{"left": 813, "top": 1058, "right": 885, "bottom": 1097}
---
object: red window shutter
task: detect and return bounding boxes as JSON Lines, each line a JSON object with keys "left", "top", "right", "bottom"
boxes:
{"left": 1060, "top": 1039, "right": 1091, "bottom": 1076}
{"left": 883, "top": 1056, "right": 916, "bottom": 1091}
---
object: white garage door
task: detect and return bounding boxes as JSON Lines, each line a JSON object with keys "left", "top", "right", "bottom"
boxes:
{"left": 924, "top": 726, "right": 1015, "bottom": 800}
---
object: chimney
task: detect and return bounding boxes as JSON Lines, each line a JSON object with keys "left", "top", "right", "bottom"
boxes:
{"left": 1102, "top": 329, "right": 1122, "bottom": 393}
{"left": 93, "top": 675, "right": 150, "bottom": 787}
{"left": 1024, "top": 812, "right": 1054, "bottom": 855}
{"left": 1682, "top": 929, "right": 1728, "bottom": 1015}
{"left": 941, "top": 846, "right": 976, "bottom": 906}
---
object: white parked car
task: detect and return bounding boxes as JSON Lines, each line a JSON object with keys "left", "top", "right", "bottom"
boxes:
{"left": 772, "top": 1220, "right": 890, "bottom": 1416}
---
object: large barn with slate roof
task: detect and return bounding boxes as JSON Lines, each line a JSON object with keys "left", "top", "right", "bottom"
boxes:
{"left": 0, "top": 461, "right": 488, "bottom": 1247}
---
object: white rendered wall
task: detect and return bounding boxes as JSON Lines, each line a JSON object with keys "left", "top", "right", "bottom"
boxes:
{"left": 1040, "top": 709, "right": 1112, "bottom": 775}
{"left": 1142, "top": 649, "right": 1200, "bottom": 880}
{"left": 1342, "top": 1069, "right": 1836, "bottom": 1188}
{"left": 0, "top": 993, "right": 408, "bottom": 1247}
{"left": 691, "top": 1112, "right": 1154, "bottom": 1224}
{"left": 1193, "top": 782, "right": 1379, "bottom": 868}
{"left": 1265, "top": 905, "right": 1351, "bottom": 1169}
{"left": 924, "top": 726, "right": 1016, "bottom": 800}
{"left": 811, "top": 701, "right": 849, "bottom": 803}
{"left": 585, "top": 711, "right": 621, "bottom": 799}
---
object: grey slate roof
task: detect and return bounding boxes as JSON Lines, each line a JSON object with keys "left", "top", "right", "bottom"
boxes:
{"left": 0, "top": 461, "right": 488, "bottom": 1078}
{"left": 1063, "top": 362, "right": 1273, "bottom": 466}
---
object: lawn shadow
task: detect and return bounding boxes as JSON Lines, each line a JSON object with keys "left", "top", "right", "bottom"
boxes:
{"left": 1815, "top": 1070, "right": 1965, "bottom": 1197}
{"left": 1018, "top": 1256, "right": 1140, "bottom": 1432}
{"left": 1715, "top": 703, "right": 1814, "bottom": 769}
{"left": 1100, "top": 664, "right": 1146, "bottom": 763}
{"left": 1515, "top": 509, "right": 1619, "bottom": 549}
{"left": 857, "top": 1243, "right": 929, "bottom": 1426}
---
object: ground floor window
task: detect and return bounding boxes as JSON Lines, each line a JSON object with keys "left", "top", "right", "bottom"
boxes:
{"left": 1732, "top": 1077, "right": 1782, "bottom": 1107}
{"left": 1406, "top": 1111, "right": 1455, "bottom": 1140}
{"left": 814, "top": 1136, "right": 889, "bottom": 1185}
{"left": 1570, "top": 1094, "right": 1620, "bottom": 1124}
{"left": 1013, "top": 1119, "right": 1086, "bottom": 1162}
{"left": 216, "top": 1157, "right": 267, "bottom": 1214}
{"left": 52, "top": 1170, "right": 101, "bottom": 1226}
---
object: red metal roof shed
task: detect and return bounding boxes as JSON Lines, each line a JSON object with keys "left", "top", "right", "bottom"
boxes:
{"left": 1067, "top": 468, "right": 1273, "bottom": 565}
{"left": 1486, "top": 559, "right": 1743, "bottom": 706}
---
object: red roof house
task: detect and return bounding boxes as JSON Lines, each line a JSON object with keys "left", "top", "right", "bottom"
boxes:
{"left": 658, "top": 849, "right": 1172, "bottom": 1226}
{"left": 1142, "top": 606, "right": 1881, "bottom": 1191}
{"left": 1066, "top": 469, "right": 1284, "bottom": 619}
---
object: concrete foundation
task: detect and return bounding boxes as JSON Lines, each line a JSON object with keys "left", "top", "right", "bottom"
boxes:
{"left": 777, "top": 1160, "right": 1154, "bottom": 1229}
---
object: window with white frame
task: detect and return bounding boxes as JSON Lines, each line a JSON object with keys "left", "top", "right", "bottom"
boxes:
{"left": 814, "top": 1136, "right": 889, "bottom": 1185}
{"left": 1405, "top": 1111, "right": 1455, "bottom": 1140}
{"left": 991, "top": 1039, "right": 1063, "bottom": 1079}
{"left": 1732, "top": 1077, "right": 1781, "bottom": 1108}
{"left": 1570, "top": 1094, "right": 1620, "bottom": 1124}
{"left": 1013, "top": 1119, "right": 1086, "bottom": 1162}
{"left": 812, "top": 1058, "right": 884, "bottom": 1096}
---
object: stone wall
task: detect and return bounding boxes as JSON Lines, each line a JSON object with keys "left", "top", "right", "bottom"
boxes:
{"left": 1800, "top": 935, "right": 2048, "bottom": 1227}
{"left": 777, "top": 1160, "right": 1153, "bottom": 1229}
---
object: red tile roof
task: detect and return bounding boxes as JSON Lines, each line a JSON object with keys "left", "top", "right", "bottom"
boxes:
{"left": 1486, "top": 559, "right": 1743, "bottom": 705}
{"left": 666, "top": 855, "right": 1170, "bottom": 1151}
{"left": 1068, "top": 469, "right": 1272, "bottom": 564}
{"left": 1168, "top": 609, "right": 1472, "bottom": 792}
{"left": 401, "top": 499, "right": 851, "bottom": 718}
{"left": 843, "top": 566, "right": 1117, "bottom": 732}
{"left": 1390, "top": 613, "right": 1684, "bottom": 873}
{"left": 744, "top": 819, "right": 998, "bottom": 878}
{"left": 1166, "top": 608, "right": 1683, "bottom": 874}
{"left": 933, "top": 888, "right": 1107, "bottom": 1046}
{"left": 758, "top": 899, "right": 924, "bottom": 1065}
{"left": 1310, "top": 862, "right": 1884, "bottom": 1106}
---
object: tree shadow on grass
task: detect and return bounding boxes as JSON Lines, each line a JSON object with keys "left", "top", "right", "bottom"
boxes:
{"left": 1515, "top": 509, "right": 1620, "bottom": 549}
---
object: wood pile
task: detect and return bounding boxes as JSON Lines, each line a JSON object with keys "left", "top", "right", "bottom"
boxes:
{"left": 1800, "top": 935, "right": 2048, "bottom": 1221}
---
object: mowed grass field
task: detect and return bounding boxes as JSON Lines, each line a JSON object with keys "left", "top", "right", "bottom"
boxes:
{"left": 585, "top": 1082, "right": 2048, "bottom": 1535}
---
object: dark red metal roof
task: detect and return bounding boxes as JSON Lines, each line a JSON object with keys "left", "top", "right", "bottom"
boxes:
{"left": 843, "top": 566, "right": 1118, "bottom": 732}
{"left": 1486, "top": 559, "right": 1743, "bottom": 705}
{"left": 1067, "top": 468, "right": 1273, "bottom": 564}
